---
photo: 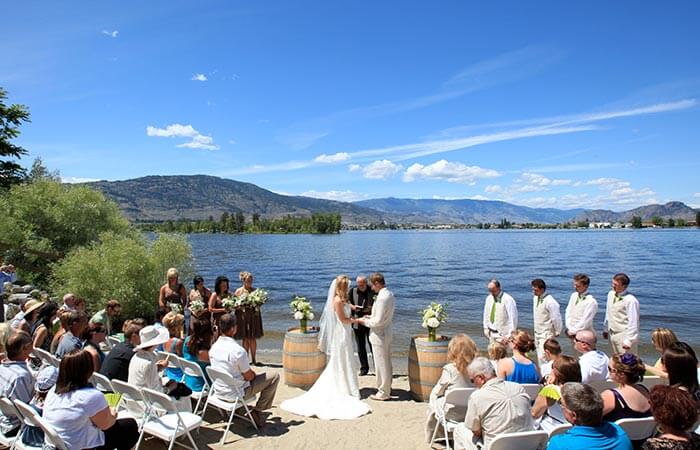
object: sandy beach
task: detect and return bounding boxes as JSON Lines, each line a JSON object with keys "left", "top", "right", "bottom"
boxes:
{"left": 143, "top": 362, "right": 427, "bottom": 449}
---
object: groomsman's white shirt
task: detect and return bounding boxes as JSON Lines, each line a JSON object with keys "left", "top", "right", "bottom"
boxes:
{"left": 565, "top": 291, "right": 597, "bottom": 334}
{"left": 533, "top": 294, "right": 563, "bottom": 337}
{"left": 482, "top": 292, "right": 518, "bottom": 340}
{"left": 603, "top": 290, "right": 640, "bottom": 348}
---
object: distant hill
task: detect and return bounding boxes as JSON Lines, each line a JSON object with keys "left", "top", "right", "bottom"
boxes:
{"left": 84, "top": 175, "right": 698, "bottom": 226}
{"left": 86, "top": 175, "right": 393, "bottom": 224}
{"left": 575, "top": 201, "right": 698, "bottom": 222}
{"left": 355, "top": 198, "right": 584, "bottom": 224}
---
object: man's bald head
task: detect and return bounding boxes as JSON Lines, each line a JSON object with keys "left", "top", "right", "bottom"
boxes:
{"left": 63, "top": 293, "right": 76, "bottom": 307}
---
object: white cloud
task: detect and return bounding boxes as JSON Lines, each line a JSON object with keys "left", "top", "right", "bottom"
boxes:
{"left": 362, "top": 160, "right": 403, "bottom": 180}
{"left": 278, "top": 131, "right": 329, "bottom": 150}
{"left": 580, "top": 177, "right": 631, "bottom": 189}
{"left": 228, "top": 139, "right": 236, "bottom": 145}
{"left": 101, "top": 30, "right": 119, "bottom": 38}
{"left": 191, "top": 73, "right": 208, "bottom": 82}
{"left": 694, "top": 192, "right": 700, "bottom": 198}
{"left": 146, "top": 123, "right": 219, "bottom": 150}
{"left": 348, "top": 164, "right": 362, "bottom": 172}
{"left": 432, "top": 195, "right": 492, "bottom": 201}
{"left": 313, "top": 152, "right": 350, "bottom": 164}
{"left": 301, "top": 190, "right": 367, "bottom": 202}
{"left": 61, "top": 176, "right": 100, "bottom": 184}
{"left": 485, "top": 185, "right": 505, "bottom": 194}
{"left": 403, "top": 159, "right": 500, "bottom": 185}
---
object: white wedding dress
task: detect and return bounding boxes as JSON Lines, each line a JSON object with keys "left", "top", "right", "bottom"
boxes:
{"left": 280, "top": 281, "right": 371, "bottom": 420}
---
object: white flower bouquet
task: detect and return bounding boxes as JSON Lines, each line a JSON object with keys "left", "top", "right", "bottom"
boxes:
{"left": 247, "top": 289, "right": 269, "bottom": 310}
{"left": 168, "top": 303, "right": 182, "bottom": 315}
{"left": 421, "top": 302, "right": 447, "bottom": 341}
{"left": 189, "top": 298, "right": 206, "bottom": 315}
{"left": 290, "top": 296, "right": 314, "bottom": 333}
{"left": 222, "top": 295, "right": 241, "bottom": 312}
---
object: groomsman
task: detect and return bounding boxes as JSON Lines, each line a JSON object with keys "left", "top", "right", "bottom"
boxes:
{"left": 603, "top": 273, "right": 640, "bottom": 354}
{"left": 482, "top": 279, "right": 518, "bottom": 345}
{"left": 349, "top": 276, "right": 374, "bottom": 376}
{"left": 565, "top": 274, "right": 598, "bottom": 348}
{"left": 531, "top": 278, "right": 562, "bottom": 365}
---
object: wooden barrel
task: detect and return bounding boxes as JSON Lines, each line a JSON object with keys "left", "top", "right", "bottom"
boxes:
{"left": 283, "top": 327, "right": 327, "bottom": 389}
{"left": 408, "top": 335, "right": 449, "bottom": 402}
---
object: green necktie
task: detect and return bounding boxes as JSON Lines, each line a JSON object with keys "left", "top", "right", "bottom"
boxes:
{"left": 537, "top": 295, "right": 544, "bottom": 307}
{"left": 576, "top": 294, "right": 585, "bottom": 305}
{"left": 614, "top": 294, "right": 624, "bottom": 303}
{"left": 490, "top": 294, "right": 501, "bottom": 323}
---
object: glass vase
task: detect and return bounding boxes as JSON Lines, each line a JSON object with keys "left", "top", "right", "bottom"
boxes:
{"left": 300, "top": 318, "right": 308, "bottom": 333}
{"left": 428, "top": 327, "right": 437, "bottom": 342}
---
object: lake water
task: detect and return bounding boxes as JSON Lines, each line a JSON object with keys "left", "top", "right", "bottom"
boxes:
{"left": 188, "top": 229, "right": 700, "bottom": 371}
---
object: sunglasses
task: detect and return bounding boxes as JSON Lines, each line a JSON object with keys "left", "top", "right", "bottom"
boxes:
{"left": 574, "top": 338, "right": 590, "bottom": 345}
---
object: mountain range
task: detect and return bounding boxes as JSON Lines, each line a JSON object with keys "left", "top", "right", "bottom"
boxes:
{"left": 85, "top": 175, "right": 699, "bottom": 225}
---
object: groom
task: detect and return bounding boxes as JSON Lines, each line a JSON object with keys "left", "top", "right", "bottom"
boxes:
{"left": 359, "top": 272, "right": 395, "bottom": 401}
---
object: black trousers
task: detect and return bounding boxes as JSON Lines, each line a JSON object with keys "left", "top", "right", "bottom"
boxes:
{"left": 354, "top": 325, "right": 373, "bottom": 372}
{"left": 96, "top": 418, "right": 139, "bottom": 450}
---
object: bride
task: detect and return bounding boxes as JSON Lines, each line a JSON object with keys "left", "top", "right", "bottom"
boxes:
{"left": 280, "top": 275, "right": 371, "bottom": 420}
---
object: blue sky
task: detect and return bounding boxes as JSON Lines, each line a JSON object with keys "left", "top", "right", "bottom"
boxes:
{"left": 2, "top": 1, "right": 699, "bottom": 210}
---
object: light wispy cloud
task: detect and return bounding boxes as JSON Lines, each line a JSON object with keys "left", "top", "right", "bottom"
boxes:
{"left": 146, "top": 123, "right": 219, "bottom": 150}
{"left": 313, "top": 152, "right": 350, "bottom": 163}
{"left": 62, "top": 176, "right": 101, "bottom": 184}
{"left": 101, "top": 30, "right": 119, "bottom": 38}
{"left": 301, "top": 190, "right": 368, "bottom": 202}
{"left": 362, "top": 160, "right": 403, "bottom": 180}
{"left": 403, "top": 160, "right": 500, "bottom": 185}
{"left": 191, "top": 73, "right": 208, "bottom": 82}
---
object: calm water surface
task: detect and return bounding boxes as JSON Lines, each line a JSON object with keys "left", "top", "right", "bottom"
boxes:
{"left": 188, "top": 229, "right": 700, "bottom": 369}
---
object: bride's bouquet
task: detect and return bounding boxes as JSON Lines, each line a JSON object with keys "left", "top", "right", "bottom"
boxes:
{"left": 247, "top": 289, "right": 269, "bottom": 310}
{"left": 290, "top": 296, "right": 314, "bottom": 333}
{"left": 421, "top": 302, "right": 447, "bottom": 342}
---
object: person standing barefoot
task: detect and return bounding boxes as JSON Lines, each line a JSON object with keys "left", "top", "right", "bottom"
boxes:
{"left": 235, "top": 272, "right": 263, "bottom": 365}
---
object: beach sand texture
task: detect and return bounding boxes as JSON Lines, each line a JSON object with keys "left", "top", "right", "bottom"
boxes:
{"left": 142, "top": 364, "right": 426, "bottom": 449}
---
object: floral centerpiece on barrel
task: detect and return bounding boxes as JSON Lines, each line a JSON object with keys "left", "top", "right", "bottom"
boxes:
{"left": 290, "top": 295, "right": 314, "bottom": 333}
{"left": 421, "top": 302, "right": 447, "bottom": 342}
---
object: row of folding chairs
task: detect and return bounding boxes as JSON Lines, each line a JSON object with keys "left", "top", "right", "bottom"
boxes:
{"left": 0, "top": 396, "right": 69, "bottom": 450}
{"left": 429, "top": 381, "right": 664, "bottom": 450}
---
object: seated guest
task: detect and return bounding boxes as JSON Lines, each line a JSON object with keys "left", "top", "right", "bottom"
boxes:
{"left": 453, "top": 357, "right": 533, "bottom": 450}
{"left": 662, "top": 342, "right": 700, "bottom": 405}
{"left": 540, "top": 338, "right": 563, "bottom": 381}
{"left": 0, "top": 322, "right": 10, "bottom": 360}
{"left": 644, "top": 328, "right": 677, "bottom": 378}
{"left": 487, "top": 342, "right": 508, "bottom": 372}
{"left": 58, "top": 293, "right": 78, "bottom": 314}
{"left": 532, "top": 356, "right": 582, "bottom": 432}
{"left": 43, "top": 349, "right": 139, "bottom": 450}
{"left": 601, "top": 353, "right": 651, "bottom": 422}
{"left": 18, "top": 299, "right": 44, "bottom": 334}
{"left": 547, "top": 382, "right": 632, "bottom": 450}
{"left": 83, "top": 323, "right": 108, "bottom": 372}
{"left": 90, "top": 299, "right": 122, "bottom": 336}
{"left": 182, "top": 316, "right": 212, "bottom": 392}
{"left": 642, "top": 385, "right": 700, "bottom": 450}
{"left": 162, "top": 312, "right": 185, "bottom": 382}
{"left": 29, "top": 301, "right": 58, "bottom": 352}
{"left": 19, "top": 365, "right": 58, "bottom": 448}
{"left": 209, "top": 313, "right": 279, "bottom": 428}
{"left": 0, "top": 331, "right": 35, "bottom": 438}
{"left": 55, "top": 310, "right": 88, "bottom": 358}
{"left": 498, "top": 329, "right": 540, "bottom": 384}
{"left": 50, "top": 310, "right": 72, "bottom": 354}
{"left": 425, "top": 334, "right": 478, "bottom": 443}
{"left": 100, "top": 322, "right": 143, "bottom": 382}
{"left": 575, "top": 330, "right": 609, "bottom": 383}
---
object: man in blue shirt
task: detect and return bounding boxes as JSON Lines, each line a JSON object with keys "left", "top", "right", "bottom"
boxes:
{"left": 0, "top": 331, "right": 35, "bottom": 436}
{"left": 548, "top": 382, "right": 632, "bottom": 450}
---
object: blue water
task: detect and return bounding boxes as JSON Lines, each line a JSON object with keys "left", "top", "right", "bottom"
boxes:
{"left": 188, "top": 229, "right": 700, "bottom": 366}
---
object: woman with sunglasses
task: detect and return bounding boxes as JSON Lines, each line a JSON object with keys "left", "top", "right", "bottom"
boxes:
{"left": 601, "top": 353, "right": 651, "bottom": 422}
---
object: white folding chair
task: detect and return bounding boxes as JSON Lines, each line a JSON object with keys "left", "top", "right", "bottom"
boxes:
{"left": 429, "top": 387, "right": 475, "bottom": 450}
{"left": 615, "top": 417, "right": 658, "bottom": 441}
{"left": 202, "top": 366, "right": 258, "bottom": 445}
{"left": 489, "top": 430, "right": 549, "bottom": 450}
{"left": 90, "top": 372, "right": 115, "bottom": 393}
{"left": 589, "top": 379, "right": 617, "bottom": 393}
{"left": 31, "top": 348, "right": 59, "bottom": 368}
{"left": 0, "top": 397, "right": 23, "bottom": 449}
{"left": 520, "top": 384, "right": 543, "bottom": 401}
{"left": 157, "top": 351, "right": 185, "bottom": 381}
{"left": 547, "top": 423, "right": 572, "bottom": 438}
{"left": 177, "top": 357, "right": 210, "bottom": 415}
{"left": 13, "top": 400, "right": 69, "bottom": 450}
{"left": 111, "top": 379, "right": 148, "bottom": 427}
{"left": 135, "top": 388, "right": 201, "bottom": 450}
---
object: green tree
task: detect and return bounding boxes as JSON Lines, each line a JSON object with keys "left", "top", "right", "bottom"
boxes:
{"left": 667, "top": 217, "right": 676, "bottom": 228}
{"left": 676, "top": 218, "right": 687, "bottom": 227}
{"left": 696, "top": 211, "right": 700, "bottom": 228}
{"left": 0, "top": 180, "right": 131, "bottom": 282}
{"left": 51, "top": 233, "right": 193, "bottom": 319}
{"left": 651, "top": 216, "right": 664, "bottom": 227}
{"left": 0, "top": 88, "right": 31, "bottom": 189}
{"left": 27, "top": 157, "right": 60, "bottom": 182}
{"left": 631, "top": 216, "right": 643, "bottom": 228}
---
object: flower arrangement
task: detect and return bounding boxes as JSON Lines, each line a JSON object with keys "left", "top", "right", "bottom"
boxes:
{"left": 290, "top": 295, "right": 314, "bottom": 333}
{"left": 247, "top": 289, "right": 269, "bottom": 310}
{"left": 189, "top": 298, "right": 206, "bottom": 315}
{"left": 222, "top": 295, "right": 241, "bottom": 312}
{"left": 421, "top": 302, "right": 447, "bottom": 342}
{"left": 168, "top": 303, "right": 182, "bottom": 315}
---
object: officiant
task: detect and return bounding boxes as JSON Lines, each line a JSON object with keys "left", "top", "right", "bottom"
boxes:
{"left": 350, "top": 275, "right": 374, "bottom": 376}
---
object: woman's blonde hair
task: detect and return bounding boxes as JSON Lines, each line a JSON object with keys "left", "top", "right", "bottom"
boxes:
{"left": 239, "top": 271, "right": 253, "bottom": 283}
{"left": 0, "top": 323, "right": 10, "bottom": 355}
{"left": 166, "top": 267, "right": 179, "bottom": 280}
{"left": 334, "top": 275, "right": 350, "bottom": 301}
{"left": 488, "top": 342, "right": 508, "bottom": 361}
{"left": 651, "top": 328, "right": 678, "bottom": 352}
{"left": 163, "top": 312, "right": 184, "bottom": 338}
{"left": 448, "top": 334, "right": 479, "bottom": 376}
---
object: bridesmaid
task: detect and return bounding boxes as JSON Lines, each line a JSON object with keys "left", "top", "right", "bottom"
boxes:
{"left": 158, "top": 267, "right": 187, "bottom": 313}
{"left": 235, "top": 271, "right": 264, "bottom": 365}
{"left": 208, "top": 276, "right": 228, "bottom": 335}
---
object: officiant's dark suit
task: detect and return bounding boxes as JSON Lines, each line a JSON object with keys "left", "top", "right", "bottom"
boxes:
{"left": 349, "top": 282, "right": 375, "bottom": 375}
